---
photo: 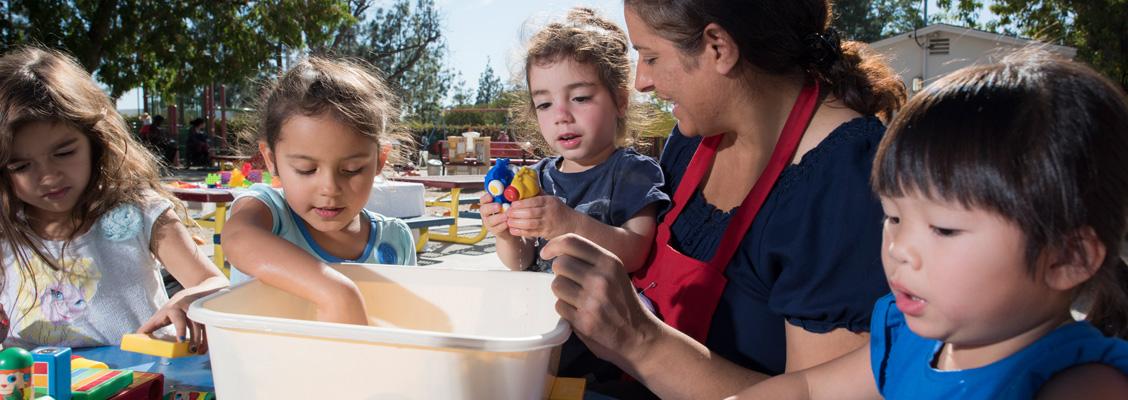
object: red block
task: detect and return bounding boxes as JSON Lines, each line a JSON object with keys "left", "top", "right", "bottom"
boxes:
{"left": 108, "top": 372, "right": 164, "bottom": 400}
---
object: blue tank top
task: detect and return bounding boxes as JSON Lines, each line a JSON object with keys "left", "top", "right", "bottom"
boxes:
{"left": 870, "top": 294, "right": 1128, "bottom": 399}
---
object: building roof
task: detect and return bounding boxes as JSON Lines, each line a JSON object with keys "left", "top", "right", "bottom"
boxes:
{"left": 870, "top": 23, "right": 1076, "bottom": 57}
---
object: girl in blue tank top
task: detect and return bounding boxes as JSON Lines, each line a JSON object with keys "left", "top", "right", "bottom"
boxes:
{"left": 728, "top": 51, "right": 1128, "bottom": 399}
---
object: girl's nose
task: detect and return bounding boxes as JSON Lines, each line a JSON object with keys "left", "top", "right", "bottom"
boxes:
{"left": 634, "top": 64, "right": 654, "bottom": 92}
{"left": 554, "top": 105, "right": 574, "bottom": 125}
{"left": 885, "top": 232, "right": 921, "bottom": 271}
{"left": 317, "top": 172, "right": 342, "bottom": 196}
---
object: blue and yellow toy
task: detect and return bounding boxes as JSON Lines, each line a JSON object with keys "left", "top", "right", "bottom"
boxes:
{"left": 485, "top": 159, "right": 516, "bottom": 207}
{"left": 484, "top": 158, "right": 541, "bottom": 211}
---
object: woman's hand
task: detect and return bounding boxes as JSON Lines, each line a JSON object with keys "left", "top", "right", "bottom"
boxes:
{"left": 506, "top": 196, "right": 579, "bottom": 239}
{"left": 137, "top": 279, "right": 225, "bottom": 354}
{"left": 541, "top": 233, "right": 660, "bottom": 374}
{"left": 479, "top": 193, "right": 514, "bottom": 240}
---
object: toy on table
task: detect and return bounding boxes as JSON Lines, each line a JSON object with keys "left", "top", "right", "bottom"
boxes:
{"left": 106, "top": 372, "right": 162, "bottom": 400}
{"left": 31, "top": 347, "right": 70, "bottom": 400}
{"left": 69, "top": 356, "right": 106, "bottom": 371}
{"left": 203, "top": 173, "right": 220, "bottom": 188}
{"left": 247, "top": 169, "right": 262, "bottom": 184}
{"left": 484, "top": 158, "right": 541, "bottom": 211}
{"left": 0, "top": 347, "right": 32, "bottom": 400}
{"left": 261, "top": 171, "right": 273, "bottom": 186}
{"left": 240, "top": 162, "right": 252, "bottom": 178}
{"left": 70, "top": 368, "right": 132, "bottom": 400}
{"left": 162, "top": 390, "right": 214, "bottom": 400}
{"left": 119, "top": 334, "right": 192, "bottom": 359}
{"left": 218, "top": 171, "right": 231, "bottom": 186}
{"left": 227, "top": 170, "right": 245, "bottom": 188}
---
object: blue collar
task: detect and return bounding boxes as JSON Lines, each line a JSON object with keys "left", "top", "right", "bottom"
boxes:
{"left": 290, "top": 208, "right": 378, "bottom": 263}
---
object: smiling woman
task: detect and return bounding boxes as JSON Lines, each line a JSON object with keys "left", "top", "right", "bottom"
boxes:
{"left": 539, "top": 1, "right": 908, "bottom": 398}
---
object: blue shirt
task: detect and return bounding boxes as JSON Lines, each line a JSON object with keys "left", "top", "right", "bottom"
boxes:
{"left": 228, "top": 184, "right": 416, "bottom": 284}
{"left": 660, "top": 116, "right": 890, "bottom": 374}
{"left": 870, "top": 293, "right": 1128, "bottom": 399}
{"left": 529, "top": 147, "right": 669, "bottom": 272}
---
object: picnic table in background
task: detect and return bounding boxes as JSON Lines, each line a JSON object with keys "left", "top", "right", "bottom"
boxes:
{"left": 168, "top": 187, "right": 236, "bottom": 275}
{"left": 391, "top": 174, "right": 488, "bottom": 247}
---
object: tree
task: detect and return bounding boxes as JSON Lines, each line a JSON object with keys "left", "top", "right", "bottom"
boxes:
{"left": 1, "top": 1, "right": 354, "bottom": 101}
{"left": 934, "top": 0, "right": 1128, "bottom": 89}
{"left": 991, "top": 0, "right": 1126, "bottom": 89}
{"left": 330, "top": 0, "right": 454, "bottom": 123}
{"left": 449, "top": 72, "right": 474, "bottom": 107}
{"left": 834, "top": 0, "right": 925, "bottom": 42}
{"left": 475, "top": 59, "right": 504, "bottom": 106}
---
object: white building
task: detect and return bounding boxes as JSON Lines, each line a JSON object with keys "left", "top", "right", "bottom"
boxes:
{"left": 868, "top": 23, "right": 1076, "bottom": 94}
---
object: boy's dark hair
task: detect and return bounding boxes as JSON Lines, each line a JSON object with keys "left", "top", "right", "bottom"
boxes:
{"left": 872, "top": 50, "right": 1128, "bottom": 337}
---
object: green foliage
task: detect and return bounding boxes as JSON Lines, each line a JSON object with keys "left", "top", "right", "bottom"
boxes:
{"left": 475, "top": 59, "right": 504, "bottom": 105}
{"left": 329, "top": 0, "right": 454, "bottom": 123}
{"left": 834, "top": 0, "right": 926, "bottom": 42}
{"left": 987, "top": 0, "right": 1127, "bottom": 89}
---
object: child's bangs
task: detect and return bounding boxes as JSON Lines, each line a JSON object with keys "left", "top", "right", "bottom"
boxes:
{"left": 873, "top": 70, "right": 1047, "bottom": 221}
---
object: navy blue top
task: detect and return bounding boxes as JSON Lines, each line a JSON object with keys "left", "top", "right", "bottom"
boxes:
{"left": 870, "top": 294, "right": 1128, "bottom": 399}
{"left": 660, "top": 116, "right": 890, "bottom": 374}
{"left": 529, "top": 147, "right": 670, "bottom": 272}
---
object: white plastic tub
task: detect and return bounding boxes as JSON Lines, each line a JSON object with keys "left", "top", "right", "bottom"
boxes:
{"left": 188, "top": 263, "right": 570, "bottom": 399}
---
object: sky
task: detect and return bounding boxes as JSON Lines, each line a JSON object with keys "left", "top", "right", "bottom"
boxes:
{"left": 116, "top": 0, "right": 964, "bottom": 111}
{"left": 115, "top": 0, "right": 625, "bottom": 112}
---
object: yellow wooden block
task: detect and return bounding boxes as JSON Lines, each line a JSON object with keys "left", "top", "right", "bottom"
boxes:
{"left": 549, "top": 377, "right": 586, "bottom": 400}
{"left": 120, "top": 333, "right": 193, "bottom": 358}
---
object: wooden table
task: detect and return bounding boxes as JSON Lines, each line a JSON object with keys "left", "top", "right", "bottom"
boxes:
{"left": 168, "top": 187, "right": 236, "bottom": 275}
{"left": 390, "top": 175, "right": 488, "bottom": 246}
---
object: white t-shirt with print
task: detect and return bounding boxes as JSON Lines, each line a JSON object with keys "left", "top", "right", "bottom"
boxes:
{"left": 1, "top": 191, "right": 173, "bottom": 348}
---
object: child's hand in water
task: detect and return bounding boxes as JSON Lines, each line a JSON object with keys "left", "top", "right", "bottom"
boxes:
{"left": 506, "top": 196, "right": 578, "bottom": 239}
{"left": 480, "top": 193, "right": 515, "bottom": 239}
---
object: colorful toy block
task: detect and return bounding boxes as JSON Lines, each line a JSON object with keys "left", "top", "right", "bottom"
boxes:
{"left": 119, "top": 334, "right": 192, "bottom": 358}
{"left": 30, "top": 346, "right": 70, "bottom": 400}
{"left": 68, "top": 357, "right": 106, "bottom": 371}
{"left": 70, "top": 368, "right": 132, "bottom": 400}
{"left": 162, "top": 391, "right": 214, "bottom": 400}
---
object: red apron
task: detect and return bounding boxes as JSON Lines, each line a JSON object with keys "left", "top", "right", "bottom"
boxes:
{"left": 631, "top": 82, "right": 821, "bottom": 343}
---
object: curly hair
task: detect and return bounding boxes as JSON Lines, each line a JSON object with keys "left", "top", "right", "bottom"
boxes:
{"left": 514, "top": 7, "right": 652, "bottom": 151}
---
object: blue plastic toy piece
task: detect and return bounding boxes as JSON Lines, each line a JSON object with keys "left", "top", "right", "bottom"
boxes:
{"left": 484, "top": 158, "right": 515, "bottom": 207}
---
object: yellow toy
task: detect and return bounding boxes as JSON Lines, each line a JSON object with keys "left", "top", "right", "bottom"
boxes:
{"left": 503, "top": 166, "right": 541, "bottom": 203}
{"left": 120, "top": 334, "right": 193, "bottom": 358}
{"left": 228, "top": 170, "right": 245, "bottom": 188}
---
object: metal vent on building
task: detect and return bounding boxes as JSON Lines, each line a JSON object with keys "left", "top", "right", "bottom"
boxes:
{"left": 928, "top": 37, "right": 950, "bottom": 55}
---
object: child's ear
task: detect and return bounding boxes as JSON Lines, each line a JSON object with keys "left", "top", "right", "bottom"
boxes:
{"left": 701, "top": 22, "right": 740, "bottom": 76}
{"left": 1044, "top": 227, "right": 1107, "bottom": 291}
{"left": 258, "top": 141, "right": 277, "bottom": 176}
{"left": 615, "top": 88, "right": 629, "bottom": 117}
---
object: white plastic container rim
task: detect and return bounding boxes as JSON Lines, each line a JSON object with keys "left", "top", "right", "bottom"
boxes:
{"left": 188, "top": 266, "right": 572, "bottom": 353}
